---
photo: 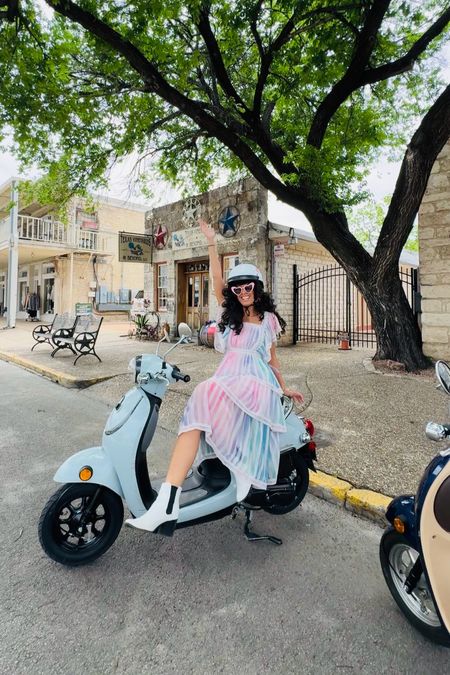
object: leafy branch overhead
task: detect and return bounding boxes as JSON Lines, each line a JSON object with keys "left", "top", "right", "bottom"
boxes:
{"left": 0, "top": 1, "right": 449, "bottom": 369}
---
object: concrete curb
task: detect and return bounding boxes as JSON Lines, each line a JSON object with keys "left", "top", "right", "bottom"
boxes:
{"left": 0, "top": 351, "right": 112, "bottom": 389}
{"left": 308, "top": 469, "right": 392, "bottom": 526}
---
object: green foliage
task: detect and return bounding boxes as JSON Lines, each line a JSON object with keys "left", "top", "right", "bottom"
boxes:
{"left": 0, "top": 0, "right": 448, "bottom": 216}
{"left": 349, "top": 196, "right": 419, "bottom": 252}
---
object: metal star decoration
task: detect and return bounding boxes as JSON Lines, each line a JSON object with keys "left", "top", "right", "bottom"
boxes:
{"left": 182, "top": 197, "right": 200, "bottom": 226}
{"left": 218, "top": 206, "right": 240, "bottom": 238}
{"left": 153, "top": 223, "right": 168, "bottom": 249}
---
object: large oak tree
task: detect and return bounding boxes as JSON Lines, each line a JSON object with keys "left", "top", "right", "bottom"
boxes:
{"left": 1, "top": 1, "right": 449, "bottom": 369}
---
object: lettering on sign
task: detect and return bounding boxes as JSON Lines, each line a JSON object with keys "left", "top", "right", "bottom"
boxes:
{"left": 274, "top": 243, "right": 285, "bottom": 257}
{"left": 118, "top": 232, "right": 152, "bottom": 263}
{"left": 172, "top": 227, "right": 206, "bottom": 250}
{"left": 75, "top": 302, "right": 93, "bottom": 315}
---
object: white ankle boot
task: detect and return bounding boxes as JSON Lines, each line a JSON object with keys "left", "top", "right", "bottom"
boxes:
{"left": 234, "top": 473, "right": 252, "bottom": 502}
{"left": 125, "top": 482, "right": 181, "bottom": 535}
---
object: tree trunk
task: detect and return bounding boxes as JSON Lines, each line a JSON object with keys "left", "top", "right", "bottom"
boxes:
{"left": 357, "top": 272, "right": 428, "bottom": 371}
{"left": 302, "top": 208, "right": 428, "bottom": 371}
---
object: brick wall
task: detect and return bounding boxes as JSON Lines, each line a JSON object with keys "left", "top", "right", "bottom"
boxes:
{"left": 418, "top": 141, "right": 450, "bottom": 359}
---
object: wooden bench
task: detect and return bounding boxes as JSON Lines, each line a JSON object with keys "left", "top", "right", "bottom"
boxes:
{"left": 31, "top": 313, "right": 76, "bottom": 352}
{"left": 51, "top": 314, "right": 103, "bottom": 365}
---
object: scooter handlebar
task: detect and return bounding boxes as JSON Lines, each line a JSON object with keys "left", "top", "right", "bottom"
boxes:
{"left": 171, "top": 366, "right": 190, "bottom": 383}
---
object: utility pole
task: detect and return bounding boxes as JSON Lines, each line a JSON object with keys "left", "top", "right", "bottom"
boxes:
{"left": 6, "top": 179, "right": 18, "bottom": 329}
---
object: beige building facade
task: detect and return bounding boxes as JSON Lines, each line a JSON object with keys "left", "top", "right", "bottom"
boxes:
{"left": 419, "top": 141, "right": 450, "bottom": 360}
{"left": 0, "top": 179, "right": 147, "bottom": 324}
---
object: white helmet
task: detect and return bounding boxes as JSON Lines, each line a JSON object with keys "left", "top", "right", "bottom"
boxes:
{"left": 228, "top": 263, "right": 263, "bottom": 286}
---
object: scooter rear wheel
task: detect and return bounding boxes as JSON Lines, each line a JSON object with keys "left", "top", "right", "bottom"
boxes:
{"left": 38, "top": 483, "right": 124, "bottom": 566}
{"left": 262, "top": 452, "right": 309, "bottom": 515}
{"left": 379, "top": 528, "right": 450, "bottom": 646}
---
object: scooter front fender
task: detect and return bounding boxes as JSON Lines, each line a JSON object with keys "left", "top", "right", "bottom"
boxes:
{"left": 385, "top": 494, "right": 419, "bottom": 551}
{"left": 53, "top": 446, "right": 124, "bottom": 498}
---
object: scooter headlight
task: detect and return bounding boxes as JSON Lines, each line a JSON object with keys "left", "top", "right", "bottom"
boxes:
{"left": 282, "top": 396, "right": 294, "bottom": 419}
{"left": 300, "top": 431, "right": 311, "bottom": 444}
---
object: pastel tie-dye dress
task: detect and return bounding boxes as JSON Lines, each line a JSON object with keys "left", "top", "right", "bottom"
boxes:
{"left": 178, "top": 311, "right": 286, "bottom": 489}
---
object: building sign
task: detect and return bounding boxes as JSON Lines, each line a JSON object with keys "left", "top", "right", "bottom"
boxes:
{"left": 172, "top": 226, "right": 206, "bottom": 250}
{"left": 75, "top": 302, "right": 93, "bottom": 315}
{"left": 118, "top": 232, "right": 152, "bottom": 263}
{"left": 81, "top": 220, "right": 99, "bottom": 230}
{"left": 274, "top": 243, "right": 285, "bottom": 257}
{"left": 218, "top": 205, "right": 240, "bottom": 237}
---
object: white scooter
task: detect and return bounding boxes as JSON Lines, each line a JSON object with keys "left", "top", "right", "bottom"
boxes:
{"left": 39, "top": 324, "right": 317, "bottom": 566}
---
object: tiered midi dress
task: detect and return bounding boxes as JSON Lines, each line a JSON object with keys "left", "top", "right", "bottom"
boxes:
{"left": 178, "top": 311, "right": 286, "bottom": 489}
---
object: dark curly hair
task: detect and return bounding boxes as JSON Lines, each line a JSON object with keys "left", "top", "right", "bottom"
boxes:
{"left": 218, "top": 280, "right": 286, "bottom": 335}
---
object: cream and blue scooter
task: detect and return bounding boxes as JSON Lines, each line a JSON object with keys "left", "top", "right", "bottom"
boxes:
{"left": 380, "top": 360, "right": 450, "bottom": 647}
{"left": 38, "top": 324, "right": 317, "bottom": 566}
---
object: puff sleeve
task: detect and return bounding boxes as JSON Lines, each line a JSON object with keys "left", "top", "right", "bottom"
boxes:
{"left": 268, "top": 312, "right": 282, "bottom": 343}
{"left": 214, "top": 306, "right": 228, "bottom": 353}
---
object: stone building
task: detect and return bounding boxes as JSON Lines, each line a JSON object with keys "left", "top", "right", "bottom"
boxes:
{"left": 145, "top": 177, "right": 417, "bottom": 344}
{"left": 0, "top": 178, "right": 146, "bottom": 325}
{"left": 419, "top": 141, "right": 450, "bottom": 360}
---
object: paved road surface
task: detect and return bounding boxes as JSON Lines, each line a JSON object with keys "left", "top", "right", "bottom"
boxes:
{"left": 1, "top": 361, "right": 448, "bottom": 674}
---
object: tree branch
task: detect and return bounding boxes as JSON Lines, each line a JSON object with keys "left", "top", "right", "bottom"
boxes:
{"left": 307, "top": 0, "right": 392, "bottom": 148}
{"left": 196, "top": 5, "right": 249, "bottom": 113}
{"left": 249, "top": 0, "right": 265, "bottom": 62}
{"left": 307, "top": 4, "right": 450, "bottom": 148}
{"left": 373, "top": 84, "right": 450, "bottom": 274}
{"left": 0, "top": 0, "right": 18, "bottom": 22}
{"left": 42, "top": 0, "right": 305, "bottom": 207}
{"left": 362, "top": 6, "right": 450, "bottom": 85}
{"left": 252, "top": 3, "right": 361, "bottom": 119}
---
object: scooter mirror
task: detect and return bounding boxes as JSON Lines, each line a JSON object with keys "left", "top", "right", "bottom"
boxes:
{"left": 436, "top": 360, "right": 450, "bottom": 395}
{"left": 178, "top": 322, "right": 192, "bottom": 339}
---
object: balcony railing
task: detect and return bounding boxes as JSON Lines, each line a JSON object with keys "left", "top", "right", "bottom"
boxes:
{"left": 0, "top": 214, "right": 115, "bottom": 254}
{"left": 18, "top": 215, "right": 68, "bottom": 244}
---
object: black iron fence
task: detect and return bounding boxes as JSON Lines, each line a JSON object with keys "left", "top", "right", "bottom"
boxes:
{"left": 292, "top": 264, "right": 419, "bottom": 348}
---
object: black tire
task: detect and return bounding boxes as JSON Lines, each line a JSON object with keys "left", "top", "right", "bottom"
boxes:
{"left": 379, "top": 528, "right": 450, "bottom": 647}
{"left": 262, "top": 452, "right": 309, "bottom": 515}
{"left": 38, "top": 483, "right": 124, "bottom": 566}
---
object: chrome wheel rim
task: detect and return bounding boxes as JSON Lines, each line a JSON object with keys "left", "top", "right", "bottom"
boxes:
{"left": 389, "top": 543, "right": 440, "bottom": 627}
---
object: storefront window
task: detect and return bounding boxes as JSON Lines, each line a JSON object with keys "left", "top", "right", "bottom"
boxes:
{"left": 193, "top": 275, "right": 200, "bottom": 307}
{"left": 223, "top": 254, "right": 239, "bottom": 281}
{"left": 0, "top": 273, "right": 6, "bottom": 314}
{"left": 18, "top": 269, "right": 29, "bottom": 311}
{"left": 202, "top": 276, "right": 209, "bottom": 307}
{"left": 43, "top": 278, "right": 55, "bottom": 313}
{"left": 157, "top": 263, "right": 168, "bottom": 310}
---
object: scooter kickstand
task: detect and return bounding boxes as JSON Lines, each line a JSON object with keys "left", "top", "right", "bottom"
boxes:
{"left": 243, "top": 509, "right": 282, "bottom": 546}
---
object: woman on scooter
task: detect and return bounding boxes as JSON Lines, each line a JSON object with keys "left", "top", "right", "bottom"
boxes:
{"left": 126, "top": 218, "right": 303, "bottom": 533}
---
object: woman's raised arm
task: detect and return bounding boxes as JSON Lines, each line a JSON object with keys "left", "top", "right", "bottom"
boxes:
{"left": 199, "top": 219, "right": 225, "bottom": 303}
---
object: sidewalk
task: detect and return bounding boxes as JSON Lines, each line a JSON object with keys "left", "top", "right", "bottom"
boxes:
{"left": 1, "top": 319, "right": 446, "bottom": 517}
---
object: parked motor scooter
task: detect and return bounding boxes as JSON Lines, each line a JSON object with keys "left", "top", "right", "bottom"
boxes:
{"left": 379, "top": 360, "right": 450, "bottom": 647}
{"left": 39, "top": 323, "right": 317, "bottom": 566}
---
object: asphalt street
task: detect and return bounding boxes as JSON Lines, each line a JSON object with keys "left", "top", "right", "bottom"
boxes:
{"left": 1, "top": 361, "right": 449, "bottom": 675}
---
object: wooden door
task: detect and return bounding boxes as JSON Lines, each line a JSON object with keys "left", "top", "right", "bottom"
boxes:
{"left": 186, "top": 271, "right": 209, "bottom": 331}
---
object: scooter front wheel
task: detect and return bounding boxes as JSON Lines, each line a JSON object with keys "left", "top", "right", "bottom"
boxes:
{"left": 379, "top": 528, "right": 450, "bottom": 647}
{"left": 38, "top": 483, "right": 124, "bottom": 566}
